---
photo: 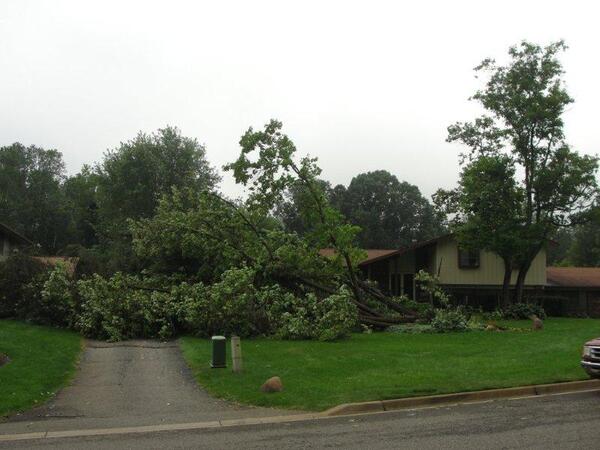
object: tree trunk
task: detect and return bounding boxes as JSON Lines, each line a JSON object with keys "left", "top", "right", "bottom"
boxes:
{"left": 500, "top": 259, "right": 512, "bottom": 308}
{"left": 515, "top": 259, "right": 532, "bottom": 303}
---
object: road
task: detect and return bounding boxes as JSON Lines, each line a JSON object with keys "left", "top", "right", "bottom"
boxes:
{"left": 2, "top": 390, "right": 598, "bottom": 449}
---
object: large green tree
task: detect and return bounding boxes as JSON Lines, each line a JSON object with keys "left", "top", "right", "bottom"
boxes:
{"left": 563, "top": 209, "right": 600, "bottom": 266}
{"left": 94, "top": 126, "right": 220, "bottom": 270}
{"left": 448, "top": 41, "right": 599, "bottom": 302}
{"left": 63, "top": 165, "right": 101, "bottom": 248}
{"left": 436, "top": 155, "right": 524, "bottom": 306}
{"left": 340, "top": 170, "right": 444, "bottom": 249}
{"left": 0, "top": 143, "right": 70, "bottom": 253}
{"left": 97, "top": 126, "right": 219, "bottom": 227}
{"left": 274, "top": 178, "right": 336, "bottom": 237}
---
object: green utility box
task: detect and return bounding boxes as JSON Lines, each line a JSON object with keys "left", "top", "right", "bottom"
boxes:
{"left": 211, "top": 336, "right": 227, "bottom": 368}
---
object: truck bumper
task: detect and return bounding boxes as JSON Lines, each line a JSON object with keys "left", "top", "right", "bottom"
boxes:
{"left": 581, "top": 360, "right": 600, "bottom": 378}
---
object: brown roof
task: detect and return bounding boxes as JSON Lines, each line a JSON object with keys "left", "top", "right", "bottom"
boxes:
{"left": 0, "top": 222, "right": 32, "bottom": 245}
{"left": 319, "top": 248, "right": 399, "bottom": 265}
{"left": 32, "top": 257, "right": 79, "bottom": 277}
{"left": 355, "top": 233, "right": 453, "bottom": 266}
{"left": 319, "top": 234, "right": 453, "bottom": 267}
{"left": 546, "top": 267, "right": 600, "bottom": 288}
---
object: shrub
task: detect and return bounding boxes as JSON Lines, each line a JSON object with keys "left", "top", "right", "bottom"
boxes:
{"left": 0, "top": 254, "right": 47, "bottom": 318}
{"left": 20, "top": 264, "right": 76, "bottom": 327}
{"left": 431, "top": 308, "right": 469, "bottom": 333}
{"left": 501, "top": 303, "right": 547, "bottom": 320}
{"left": 415, "top": 270, "right": 451, "bottom": 307}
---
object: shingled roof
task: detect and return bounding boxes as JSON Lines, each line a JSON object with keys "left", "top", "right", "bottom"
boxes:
{"left": 0, "top": 222, "right": 33, "bottom": 245}
{"left": 546, "top": 267, "right": 600, "bottom": 288}
{"left": 318, "top": 248, "right": 399, "bottom": 265}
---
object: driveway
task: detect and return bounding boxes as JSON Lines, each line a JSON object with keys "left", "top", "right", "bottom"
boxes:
{"left": 0, "top": 340, "right": 293, "bottom": 434}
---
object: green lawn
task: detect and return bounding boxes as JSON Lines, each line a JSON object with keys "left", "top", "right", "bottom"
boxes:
{"left": 0, "top": 320, "right": 82, "bottom": 417}
{"left": 180, "top": 318, "right": 600, "bottom": 411}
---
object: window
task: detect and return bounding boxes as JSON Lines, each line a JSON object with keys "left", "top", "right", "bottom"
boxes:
{"left": 458, "top": 248, "right": 480, "bottom": 269}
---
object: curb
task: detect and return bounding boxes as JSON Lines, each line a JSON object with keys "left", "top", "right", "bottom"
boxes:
{"left": 322, "top": 379, "right": 600, "bottom": 416}
{"left": 1, "top": 379, "right": 599, "bottom": 443}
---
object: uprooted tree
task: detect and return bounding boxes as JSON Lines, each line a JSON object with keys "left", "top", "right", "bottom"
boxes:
{"left": 225, "top": 119, "right": 418, "bottom": 327}
{"left": 129, "top": 120, "right": 418, "bottom": 330}
{"left": 2, "top": 121, "right": 422, "bottom": 340}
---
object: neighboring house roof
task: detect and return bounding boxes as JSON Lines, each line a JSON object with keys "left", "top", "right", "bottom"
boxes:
{"left": 32, "top": 257, "right": 79, "bottom": 277}
{"left": 354, "top": 233, "right": 454, "bottom": 267}
{"left": 319, "top": 248, "right": 398, "bottom": 265}
{"left": 0, "top": 222, "right": 33, "bottom": 246}
{"left": 546, "top": 267, "right": 600, "bottom": 288}
{"left": 319, "top": 234, "right": 453, "bottom": 267}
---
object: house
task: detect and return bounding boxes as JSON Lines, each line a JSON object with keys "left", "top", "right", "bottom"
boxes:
{"left": 545, "top": 267, "right": 600, "bottom": 318}
{"left": 0, "top": 222, "right": 32, "bottom": 261}
{"left": 324, "top": 233, "right": 547, "bottom": 309}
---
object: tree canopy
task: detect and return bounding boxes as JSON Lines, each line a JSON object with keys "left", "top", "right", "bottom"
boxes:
{"left": 0, "top": 143, "right": 69, "bottom": 253}
{"left": 445, "top": 40, "right": 599, "bottom": 301}
{"left": 339, "top": 170, "right": 444, "bottom": 249}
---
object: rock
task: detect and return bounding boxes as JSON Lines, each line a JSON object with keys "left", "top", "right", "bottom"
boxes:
{"left": 0, "top": 353, "right": 9, "bottom": 367}
{"left": 260, "top": 376, "right": 283, "bottom": 393}
{"left": 486, "top": 322, "right": 502, "bottom": 331}
{"left": 531, "top": 316, "right": 543, "bottom": 330}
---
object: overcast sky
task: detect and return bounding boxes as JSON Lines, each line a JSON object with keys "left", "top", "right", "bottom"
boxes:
{"left": 1, "top": 0, "right": 598, "bottom": 200}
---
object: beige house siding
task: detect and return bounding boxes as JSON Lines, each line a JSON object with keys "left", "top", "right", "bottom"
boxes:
{"left": 435, "top": 236, "right": 547, "bottom": 286}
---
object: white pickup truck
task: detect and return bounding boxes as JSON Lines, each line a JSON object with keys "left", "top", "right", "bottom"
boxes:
{"left": 581, "top": 338, "right": 600, "bottom": 378}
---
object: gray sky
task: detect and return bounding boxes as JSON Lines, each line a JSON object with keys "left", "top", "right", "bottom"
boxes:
{"left": 1, "top": 0, "right": 598, "bottom": 200}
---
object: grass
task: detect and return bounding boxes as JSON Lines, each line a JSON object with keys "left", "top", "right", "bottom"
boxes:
{"left": 180, "top": 318, "right": 600, "bottom": 411}
{"left": 0, "top": 320, "right": 82, "bottom": 417}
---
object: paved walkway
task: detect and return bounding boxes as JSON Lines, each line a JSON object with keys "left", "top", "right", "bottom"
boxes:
{"left": 0, "top": 340, "right": 294, "bottom": 434}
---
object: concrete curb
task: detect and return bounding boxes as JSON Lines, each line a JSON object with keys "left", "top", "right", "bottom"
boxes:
{"left": 0, "top": 414, "right": 323, "bottom": 442}
{"left": 1, "top": 379, "right": 598, "bottom": 443}
{"left": 323, "top": 379, "right": 600, "bottom": 416}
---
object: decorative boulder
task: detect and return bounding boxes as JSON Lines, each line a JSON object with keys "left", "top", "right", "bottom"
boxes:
{"left": 261, "top": 376, "right": 283, "bottom": 393}
{"left": 531, "top": 316, "right": 543, "bottom": 331}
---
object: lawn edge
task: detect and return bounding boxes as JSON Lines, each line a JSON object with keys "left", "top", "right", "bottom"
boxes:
{"left": 323, "top": 379, "right": 600, "bottom": 416}
{"left": 0, "top": 326, "right": 84, "bottom": 419}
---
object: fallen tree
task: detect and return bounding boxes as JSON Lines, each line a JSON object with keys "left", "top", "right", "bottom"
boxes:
{"left": 128, "top": 121, "right": 419, "bottom": 329}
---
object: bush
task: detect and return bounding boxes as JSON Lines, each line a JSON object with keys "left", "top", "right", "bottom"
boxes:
{"left": 431, "top": 308, "right": 469, "bottom": 333}
{"left": 501, "top": 303, "right": 546, "bottom": 320}
{"left": 20, "top": 264, "right": 76, "bottom": 327}
{"left": 0, "top": 254, "right": 47, "bottom": 318}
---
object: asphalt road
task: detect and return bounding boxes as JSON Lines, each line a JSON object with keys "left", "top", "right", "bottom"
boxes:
{"left": 2, "top": 390, "right": 599, "bottom": 449}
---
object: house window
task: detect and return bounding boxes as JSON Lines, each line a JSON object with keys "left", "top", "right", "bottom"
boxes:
{"left": 458, "top": 249, "right": 480, "bottom": 269}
